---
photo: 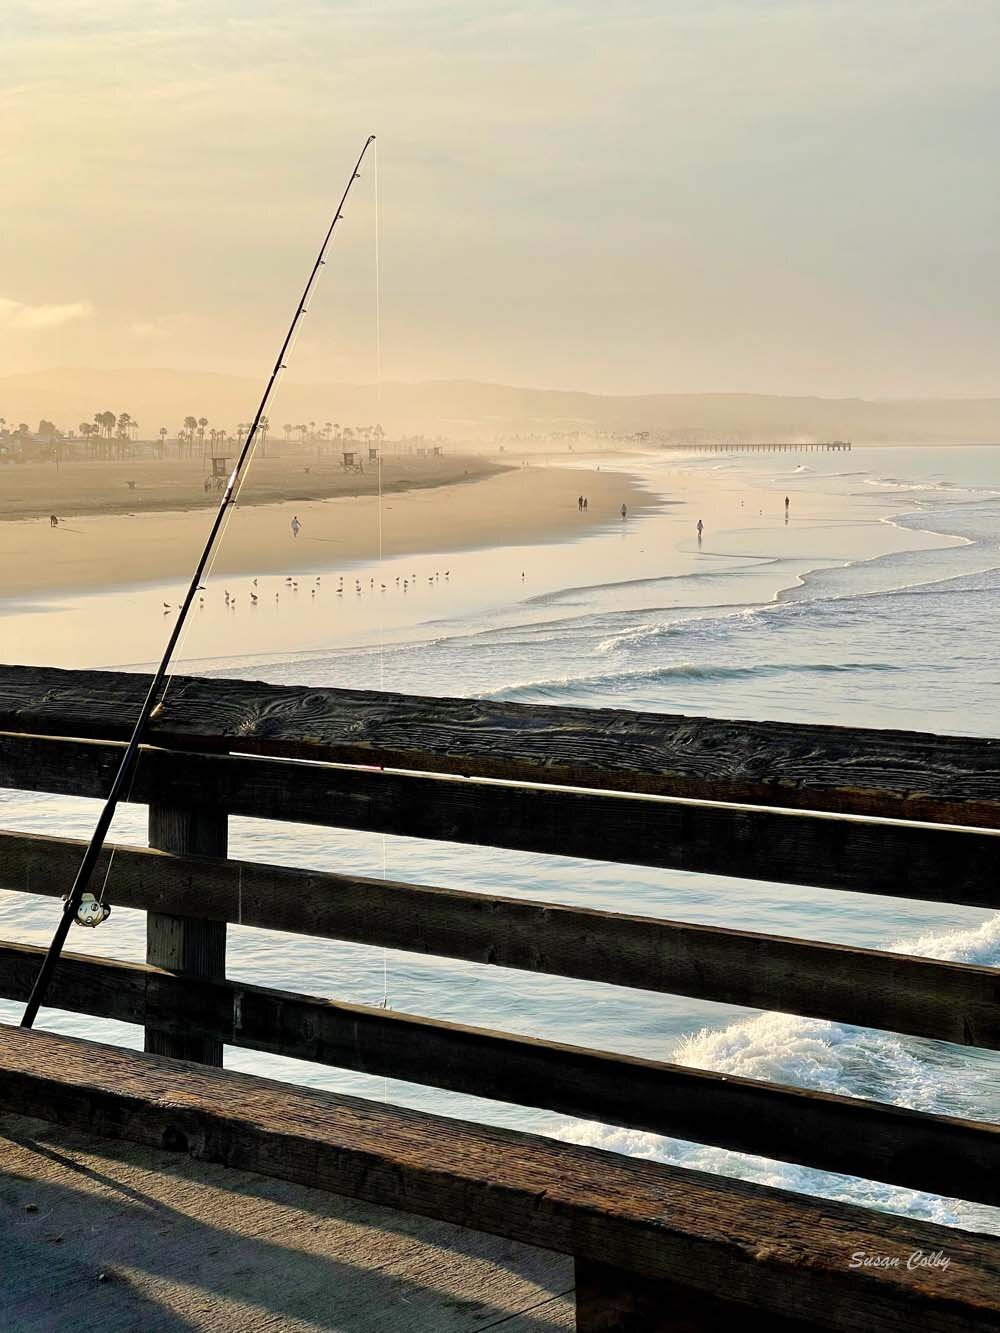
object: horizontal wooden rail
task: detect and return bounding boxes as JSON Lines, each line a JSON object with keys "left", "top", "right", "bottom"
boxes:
{"left": 1, "top": 664, "right": 999, "bottom": 827}
{"left": 2, "top": 940, "right": 997, "bottom": 1205}
{"left": 2, "top": 732, "right": 999, "bottom": 907}
{"left": 1, "top": 1026, "right": 997, "bottom": 1333}
{"left": 4, "top": 830, "right": 998, "bottom": 1049}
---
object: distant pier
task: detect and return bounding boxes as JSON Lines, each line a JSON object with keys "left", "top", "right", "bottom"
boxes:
{"left": 691, "top": 439, "right": 852, "bottom": 454}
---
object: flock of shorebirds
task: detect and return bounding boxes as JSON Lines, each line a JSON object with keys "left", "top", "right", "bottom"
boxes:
{"left": 161, "top": 569, "right": 455, "bottom": 612}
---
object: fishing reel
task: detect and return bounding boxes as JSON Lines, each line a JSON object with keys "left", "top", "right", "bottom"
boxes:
{"left": 69, "top": 893, "right": 111, "bottom": 929}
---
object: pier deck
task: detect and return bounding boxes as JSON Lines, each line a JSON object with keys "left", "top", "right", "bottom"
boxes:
{"left": 1, "top": 1109, "right": 572, "bottom": 1332}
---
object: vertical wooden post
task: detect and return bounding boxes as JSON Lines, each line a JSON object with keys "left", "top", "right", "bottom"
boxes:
{"left": 146, "top": 804, "right": 227, "bottom": 1065}
{"left": 574, "top": 1260, "right": 812, "bottom": 1332}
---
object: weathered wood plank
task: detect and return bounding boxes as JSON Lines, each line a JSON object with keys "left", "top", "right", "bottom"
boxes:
{"left": 3, "top": 830, "right": 998, "bottom": 1049}
{"left": 1, "top": 664, "right": 999, "bottom": 827}
{"left": 0, "top": 941, "right": 996, "bottom": 1205}
{"left": 0, "top": 1026, "right": 997, "bottom": 1333}
{"left": 1, "top": 732, "right": 998, "bottom": 907}
{"left": 145, "top": 804, "right": 227, "bottom": 1065}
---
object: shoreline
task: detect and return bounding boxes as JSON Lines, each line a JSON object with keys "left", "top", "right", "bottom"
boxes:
{"left": 0, "top": 449, "right": 962, "bottom": 678}
{"left": 0, "top": 464, "right": 650, "bottom": 602}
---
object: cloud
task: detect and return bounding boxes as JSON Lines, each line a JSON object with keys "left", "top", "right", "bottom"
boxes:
{"left": 0, "top": 297, "right": 94, "bottom": 330}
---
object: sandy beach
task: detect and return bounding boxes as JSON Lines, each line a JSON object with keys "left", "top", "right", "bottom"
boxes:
{"left": 0, "top": 458, "right": 648, "bottom": 599}
{"left": 0, "top": 455, "right": 505, "bottom": 522}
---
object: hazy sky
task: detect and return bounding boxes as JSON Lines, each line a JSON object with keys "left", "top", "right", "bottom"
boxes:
{"left": 3, "top": 1, "right": 999, "bottom": 397}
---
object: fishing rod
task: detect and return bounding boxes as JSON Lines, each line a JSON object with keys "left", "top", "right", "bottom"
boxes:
{"left": 20, "top": 134, "right": 376, "bottom": 1030}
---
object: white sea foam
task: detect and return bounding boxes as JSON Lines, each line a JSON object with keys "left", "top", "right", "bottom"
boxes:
{"left": 549, "top": 914, "right": 1000, "bottom": 1233}
{"left": 886, "top": 912, "right": 1000, "bottom": 966}
{"left": 595, "top": 604, "right": 765, "bottom": 655}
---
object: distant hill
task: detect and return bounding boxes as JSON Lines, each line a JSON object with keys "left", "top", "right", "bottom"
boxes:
{"left": 2, "top": 366, "right": 1000, "bottom": 444}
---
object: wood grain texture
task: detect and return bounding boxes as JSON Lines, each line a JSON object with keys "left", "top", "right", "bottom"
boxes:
{"left": 1, "top": 732, "right": 998, "bottom": 907}
{"left": 0, "top": 1026, "right": 997, "bottom": 1333}
{"left": 146, "top": 804, "right": 227, "bottom": 1065}
{"left": 3, "top": 830, "right": 998, "bottom": 1050}
{"left": 0, "top": 941, "right": 996, "bottom": 1205}
{"left": 1, "top": 664, "right": 999, "bottom": 826}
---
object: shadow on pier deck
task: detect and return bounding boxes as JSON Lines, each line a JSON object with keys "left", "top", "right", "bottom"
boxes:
{"left": 1, "top": 1109, "right": 573, "bottom": 1331}
{"left": 0, "top": 665, "right": 996, "bottom": 1330}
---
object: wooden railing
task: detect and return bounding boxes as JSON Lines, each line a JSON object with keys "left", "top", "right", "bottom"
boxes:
{"left": 0, "top": 664, "right": 997, "bottom": 1331}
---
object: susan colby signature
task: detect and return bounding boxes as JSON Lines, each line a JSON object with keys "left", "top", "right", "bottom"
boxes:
{"left": 849, "top": 1250, "right": 951, "bottom": 1272}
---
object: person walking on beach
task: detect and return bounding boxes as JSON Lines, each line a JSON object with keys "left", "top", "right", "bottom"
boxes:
{"left": 291, "top": 514, "right": 301, "bottom": 539}
{"left": 697, "top": 519, "right": 704, "bottom": 540}
{"left": 578, "top": 495, "right": 584, "bottom": 511}
{"left": 620, "top": 503, "right": 627, "bottom": 520}
{"left": 49, "top": 514, "right": 59, "bottom": 528}
{"left": 583, "top": 497, "right": 588, "bottom": 510}
{"left": 785, "top": 495, "right": 790, "bottom": 512}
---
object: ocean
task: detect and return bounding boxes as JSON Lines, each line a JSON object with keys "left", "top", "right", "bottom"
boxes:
{"left": 2, "top": 444, "right": 998, "bottom": 1237}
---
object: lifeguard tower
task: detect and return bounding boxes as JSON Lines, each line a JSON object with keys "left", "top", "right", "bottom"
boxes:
{"left": 208, "top": 456, "right": 230, "bottom": 492}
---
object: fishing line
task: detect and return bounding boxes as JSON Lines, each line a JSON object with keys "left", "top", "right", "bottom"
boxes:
{"left": 21, "top": 135, "right": 377, "bottom": 1029}
{"left": 373, "top": 137, "right": 392, "bottom": 1016}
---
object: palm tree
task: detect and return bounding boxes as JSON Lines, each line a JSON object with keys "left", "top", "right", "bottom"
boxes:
{"left": 182, "top": 415, "right": 197, "bottom": 459}
{"left": 258, "top": 416, "right": 269, "bottom": 456}
{"left": 197, "top": 417, "right": 207, "bottom": 455}
{"left": 91, "top": 411, "right": 115, "bottom": 457}
{"left": 115, "top": 412, "right": 132, "bottom": 460}
{"left": 283, "top": 422, "right": 292, "bottom": 441}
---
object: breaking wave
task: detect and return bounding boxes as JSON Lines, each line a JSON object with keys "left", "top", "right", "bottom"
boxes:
{"left": 485, "top": 658, "right": 904, "bottom": 701}
{"left": 551, "top": 913, "right": 1000, "bottom": 1234}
